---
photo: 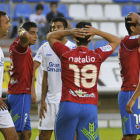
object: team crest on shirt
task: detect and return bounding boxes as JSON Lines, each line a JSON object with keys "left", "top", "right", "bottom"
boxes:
{"left": 10, "top": 77, "right": 18, "bottom": 84}
{"left": 100, "top": 45, "right": 112, "bottom": 52}
{"left": 135, "top": 125, "right": 140, "bottom": 129}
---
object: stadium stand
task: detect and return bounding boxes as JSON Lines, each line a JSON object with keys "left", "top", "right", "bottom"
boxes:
{"left": 100, "top": 22, "right": 117, "bottom": 36}
{"left": 87, "top": 4, "right": 107, "bottom": 21}
{"left": 113, "top": 0, "right": 129, "bottom": 2}
{"left": 57, "top": 4, "right": 71, "bottom": 19}
{"left": 122, "top": 5, "right": 138, "bottom": 17}
{"left": 69, "top": 4, "right": 87, "bottom": 20}
{"left": 13, "top": 4, "right": 32, "bottom": 20}
{"left": 131, "top": 0, "right": 140, "bottom": 2}
{"left": 104, "top": 4, "right": 124, "bottom": 20}
{"left": 118, "top": 22, "right": 128, "bottom": 38}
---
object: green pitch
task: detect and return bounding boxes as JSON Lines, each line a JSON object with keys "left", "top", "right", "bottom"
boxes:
{"left": 0, "top": 128, "right": 139, "bottom": 140}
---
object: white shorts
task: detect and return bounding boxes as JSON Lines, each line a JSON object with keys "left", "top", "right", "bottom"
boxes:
{"left": 38, "top": 103, "right": 59, "bottom": 130}
{"left": 0, "top": 110, "right": 14, "bottom": 128}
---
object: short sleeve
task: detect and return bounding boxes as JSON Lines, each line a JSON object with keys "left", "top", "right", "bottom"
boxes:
{"left": 95, "top": 44, "right": 113, "bottom": 62}
{"left": 53, "top": 41, "right": 70, "bottom": 58}
{"left": 122, "top": 35, "right": 139, "bottom": 50}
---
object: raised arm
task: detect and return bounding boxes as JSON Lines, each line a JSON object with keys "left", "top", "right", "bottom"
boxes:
{"left": 46, "top": 28, "right": 85, "bottom": 48}
{"left": 84, "top": 25, "right": 121, "bottom": 52}
{"left": 18, "top": 27, "right": 30, "bottom": 47}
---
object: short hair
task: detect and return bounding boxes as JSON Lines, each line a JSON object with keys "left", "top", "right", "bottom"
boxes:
{"left": 0, "top": 10, "right": 6, "bottom": 26}
{"left": 125, "top": 12, "right": 140, "bottom": 35}
{"left": 22, "top": 21, "right": 37, "bottom": 31}
{"left": 50, "top": 2, "right": 58, "bottom": 7}
{"left": 36, "top": 3, "right": 44, "bottom": 11}
{"left": 76, "top": 21, "right": 92, "bottom": 46}
{"left": 50, "top": 17, "right": 68, "bottom": 32}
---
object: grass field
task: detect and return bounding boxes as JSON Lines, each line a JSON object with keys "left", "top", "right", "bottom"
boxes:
{"left": 0, "top": 127, "right": 140, "bottom": 140}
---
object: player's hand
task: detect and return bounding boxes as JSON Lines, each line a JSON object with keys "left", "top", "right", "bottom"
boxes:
{"left": 40, "top": 101, "right": 47, "bottom": 119}
{"left": 18, "top": 27, "right": 26, "bottom": 36}
{"left": 126, "top": 12, "right": 140, "bottom": 24}
{"left": 0, "top": 97, "right": 8, "bottom": 111}
{"left": 83, "top": 25, "right": 98, "bottom": 40}
{"left": 70, "top": 28, "right": 86, "bottom": 42}
{"left": 126, "top": 98, "right": 136, "bottom": 114}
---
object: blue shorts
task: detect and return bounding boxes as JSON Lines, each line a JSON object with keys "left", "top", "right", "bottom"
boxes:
{"left": 55, "top": 101, "right": 99, "bottom": 140}
{"left": 7, "top": 93, "right": 31, "bottom": 132}
{"left": 118, "top": 91, "right": 140, "bottom": 135}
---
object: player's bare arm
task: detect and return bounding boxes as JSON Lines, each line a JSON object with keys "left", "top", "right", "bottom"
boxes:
{"left": 84, "top": 25, "right": 121, "bottom": 51}
{"left": 0, "top": 97, "right": 8, "bottom": 111}
{"left": 31, "top": 61, "right": 41, "bottom": 104}
{"left": 46, "top": 28, "right": 85, "bottom": 48}
{"left": 40, "top": 71, "right": 48, "bottom": 119}
{"left": 126, "top": 81, "right": 140, "bottom": 114}
{"left": 18, "top": 27, "right": 30, "bottom": 47}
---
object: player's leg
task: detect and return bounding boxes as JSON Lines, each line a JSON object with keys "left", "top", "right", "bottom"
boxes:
{"left": 39, "top": 103, "right": 58, "bottom": 140}
{"left": 39, "top": 130, "right": 53, "bottom": 140}
{"left": 36, "top": 99, "right": 41, "bottom": 140}
{"left": 7, "top": 93, "right": 31, "bottom": 140}
{"left": 0, "top": 110, "right": 18, "bottom": 140}
{"left": 20, "top": 130, "right": 31, "bottom": 140}
{"left": 21, "top": 94, "right": 32, "bottom": 140}
{"left": 55, "top": 101, "right": 79, "bottom": 140}
{"left": 118, "top": 91, "right": 140, "bottom": 140}
{"left": 0, "top": 127, "right": 18, "bottom": 140}
{"left": 122, "top": 134, "right": 137, "bottom": 140}
{"left": 77, "top": 104, "right": 99, "bottom": 140}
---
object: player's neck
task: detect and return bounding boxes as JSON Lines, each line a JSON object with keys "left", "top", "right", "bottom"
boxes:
{"left": 77, "top": 44, "right": 88, "bottom": 48}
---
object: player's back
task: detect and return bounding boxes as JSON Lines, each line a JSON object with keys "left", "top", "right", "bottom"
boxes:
{"left": 53, "top": 42, "right": 113, "bottom": 105}
{"left": 119, "top": 35, "right": 140, "bottom": 91}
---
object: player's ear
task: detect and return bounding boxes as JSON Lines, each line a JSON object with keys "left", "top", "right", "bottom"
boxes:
{"left": 130, "top": 26, "right": 136, "bottom": 32}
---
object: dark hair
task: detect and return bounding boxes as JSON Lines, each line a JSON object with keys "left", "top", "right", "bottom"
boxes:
{"left": 0, "top": 11, "right": 6, "bottom": 26}
{"left": 50, "top": 17, "right": 68, "bottom": 31}
{"left": 125, "top": 12, "right": 140, "bottom": 35}
{"left": 22, "top": 21, "right": 37, "bottom": 31}
{"left": 76, "top": 21, "right": 92, "bottom": 46}
{"left": 36, "top": 3, "right": 44, "bottom": 11}
{"left": 50, "top": 2, "right": 58, "bottom": 7}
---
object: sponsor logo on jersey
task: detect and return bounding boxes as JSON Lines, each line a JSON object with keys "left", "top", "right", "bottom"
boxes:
{"left": 68, "top": 56, "right": 95, "bottom": 63}
{"left": 81, "top": 123, "right": 99, "bottom": 140}
{"left": 129, "top": 35, "right": 139, "bottom": 39}
{"left": 47, "top": 62, "right": 61, "bottom": 72}
{"left": 0, "top": 57, "right": 4, "bottom": 66}
{"left": 69, "top": 89, "right": 95, "bottom": 98}
{"left": 46, "top": 54, "right": 52, "bottom": 56}
{"left": 10, "top": 77, "right": 18, "bottom": 84}
{"left": 100, "top": 45, "right": 112, "bottom": 52}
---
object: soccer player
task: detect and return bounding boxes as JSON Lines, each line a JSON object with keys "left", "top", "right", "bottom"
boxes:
{"left": 6, "top": 21, "right": 38, "bottom": 140}
{"left": 47, "top": 21, "right": 120, "bottom": 140}
{"left": 34, "top": 17, "right": 75, "bottom": 140}
{"left": 0, "top": 10, "right": 18, "bottom": 140}
{"left": 118, "top": 12, "right": 140, "bottom": 140}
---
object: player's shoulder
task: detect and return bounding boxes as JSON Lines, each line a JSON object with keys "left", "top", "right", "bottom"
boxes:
{"left": 122, "top": 35, "right": 139, "bottom": 42}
